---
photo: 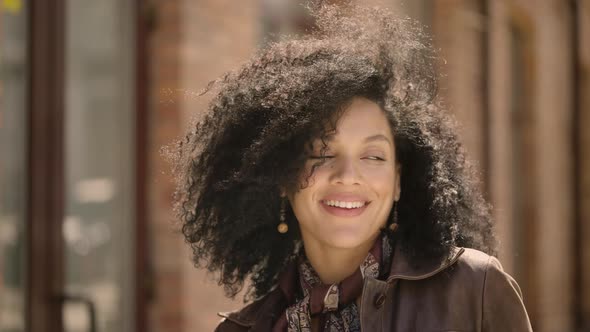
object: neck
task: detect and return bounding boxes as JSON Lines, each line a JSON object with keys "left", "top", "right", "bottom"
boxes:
{"left": 302, "top": 235, "right": 378, "bottom": 284}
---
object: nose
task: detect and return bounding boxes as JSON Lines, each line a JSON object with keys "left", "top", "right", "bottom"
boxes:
{"left": 329, "top": 157, "right": 362, "bottom": 185}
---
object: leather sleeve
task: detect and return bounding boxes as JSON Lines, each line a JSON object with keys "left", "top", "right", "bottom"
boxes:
{"left": 214, "top": 318, "right": 248, "bottom": 332}
{"left": 481, "top": 256, "right": 533, "bottom": 332}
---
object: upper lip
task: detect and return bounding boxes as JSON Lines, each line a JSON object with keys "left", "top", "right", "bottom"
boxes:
{"left": 321, "top": 193, "right": 370, "bottom": 202}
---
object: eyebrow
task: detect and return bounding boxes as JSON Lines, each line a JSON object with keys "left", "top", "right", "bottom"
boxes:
{"left": 322, "top": 133, "right": 392, "bottom": 145}
{"left": 364, "top": 134, "right": 392, "bottom": 145}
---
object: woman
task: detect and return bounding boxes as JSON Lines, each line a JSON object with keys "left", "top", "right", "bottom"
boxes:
{"left": 171, "top": 5, "right": 532, "bottom": 331}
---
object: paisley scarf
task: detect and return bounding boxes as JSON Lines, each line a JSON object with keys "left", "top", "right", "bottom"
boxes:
{"left": 272, "top": 234, "right": 393, "bottom": 332}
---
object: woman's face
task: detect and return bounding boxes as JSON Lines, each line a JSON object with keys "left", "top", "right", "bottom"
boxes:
{"left": 288, "top": 97, "right": 401, "bottom": 251}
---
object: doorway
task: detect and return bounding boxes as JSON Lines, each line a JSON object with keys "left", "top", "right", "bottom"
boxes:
{"left": 0, "top": 1, "right": 147, "bottom": 331}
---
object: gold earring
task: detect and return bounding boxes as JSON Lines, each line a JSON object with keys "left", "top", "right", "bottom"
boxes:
{"left": 277, "top": 198, "right": 288, "bottom": 234}
{"left": 389, "top": 201, "right": 399, "bottom": 232}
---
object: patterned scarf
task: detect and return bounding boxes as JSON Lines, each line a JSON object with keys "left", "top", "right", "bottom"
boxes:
{"left": 272, "top": 234, "right": 392, "bottom": 332}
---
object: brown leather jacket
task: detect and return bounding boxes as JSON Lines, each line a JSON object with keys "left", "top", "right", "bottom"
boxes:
{"left": 215, "top": 247, "right": 532, "bottom": 331}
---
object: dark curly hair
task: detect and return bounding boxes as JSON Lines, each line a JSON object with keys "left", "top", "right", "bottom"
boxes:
{"left": 170, "top": 4, "right": 496, "bottom": 300}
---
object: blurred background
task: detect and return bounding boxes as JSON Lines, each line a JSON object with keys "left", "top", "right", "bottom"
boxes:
{"left": 0, "top": 0, "right": 588, "bottom": 331}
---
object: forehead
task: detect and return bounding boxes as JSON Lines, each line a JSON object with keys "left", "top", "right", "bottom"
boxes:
{"left": 325, "top": 97, "right": 393, "bottom": 142}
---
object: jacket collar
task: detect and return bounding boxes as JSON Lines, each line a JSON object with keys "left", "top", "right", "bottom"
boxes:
{"left": 386, "top": 245, "right": 465, "bottom": 282}
{"left": 218, "top": 245, "right": 465, "bottom": 329}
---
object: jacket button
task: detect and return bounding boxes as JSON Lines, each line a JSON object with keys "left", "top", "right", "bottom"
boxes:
{"left": 373, "top": 293, "right": 386, "bottom": 308}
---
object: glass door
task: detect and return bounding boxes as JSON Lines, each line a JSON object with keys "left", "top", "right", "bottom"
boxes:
{"left": 62, "top": 1, "right": 136, "bottom": 331}
{"left": 3, "top": 1, "right": 141, "bottom": 331}
{"left": 0, "top": 1, "right": 28, "bottom": 331}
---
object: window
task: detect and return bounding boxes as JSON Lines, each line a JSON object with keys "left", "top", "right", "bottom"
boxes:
{"left": 0, "top": 2, "right": 28, "bottom": 331}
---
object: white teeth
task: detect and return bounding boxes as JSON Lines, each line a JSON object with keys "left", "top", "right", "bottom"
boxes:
{"left": 324, "top": 200, "right": 366, "bottom": 209}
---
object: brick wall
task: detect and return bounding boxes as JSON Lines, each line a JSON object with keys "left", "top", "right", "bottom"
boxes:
{"left": 148, "top": 1, "right": 259, "bottom": 331}
{"left": 147, "top": 1, "right": 184, "bottom": 331}
{"left": 179, "top": 1, "right": 260, "bottom": 331}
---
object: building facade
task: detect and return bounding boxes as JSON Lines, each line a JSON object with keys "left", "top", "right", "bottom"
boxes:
{"left": 0, "top": 0, "right": 587, "bottom": 331}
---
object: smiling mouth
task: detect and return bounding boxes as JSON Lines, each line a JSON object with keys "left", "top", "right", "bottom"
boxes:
{"left": 322, "top": 200, "right": 368, "bottom": 209}
{"left": 320, "top": 200, "right": 371, "bottom": 217}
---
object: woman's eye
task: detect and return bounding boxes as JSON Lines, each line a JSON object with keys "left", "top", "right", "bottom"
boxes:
{"left": 309, "top": 155, "right": 335, "bottom": 159}
{"left": 364, "top": 156, "right": 386, "bottom": 161}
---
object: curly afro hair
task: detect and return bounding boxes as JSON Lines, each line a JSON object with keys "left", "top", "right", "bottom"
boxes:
{"left": 170, "top": 4, "right": 496, "bottom": 300}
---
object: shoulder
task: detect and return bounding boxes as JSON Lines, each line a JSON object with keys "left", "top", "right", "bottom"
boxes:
{"left": 214, "top": 288, "right": 285, "bottom": 332}
{"left": 455, "top": 247, "right": 498, "bottom": 269}
{"left": 451, "top": 247, "right": 507, "bottom": 279}
{"left": 214, "top": 299, "right": 264, "bottom": 332}
{"left": 441, "top": 248, "right": 518, "bottom": 298}
{"left": 449, "top": 248, "right": 532, "bottom": 331}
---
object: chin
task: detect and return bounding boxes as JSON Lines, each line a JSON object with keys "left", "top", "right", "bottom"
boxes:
{"left": 323, "top": 229, "right": 375, "bottom": 249}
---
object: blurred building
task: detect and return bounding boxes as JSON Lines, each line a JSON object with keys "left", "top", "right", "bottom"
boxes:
{"left": 0, "top": 0, "right": 588, "bottom": 332}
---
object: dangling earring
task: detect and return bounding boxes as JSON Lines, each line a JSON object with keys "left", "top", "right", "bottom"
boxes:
{"left": 389, "top": 201, "right": 399, "bottom": 232}
{"left": 277, "top": 198, "right": 288, "bottom": 234}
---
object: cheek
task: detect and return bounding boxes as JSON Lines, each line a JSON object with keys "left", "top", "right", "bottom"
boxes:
{"left": 291, "top": 187, "right": 312, "bottom": 207}
{"left": 289, "top": 178, "right": 317, "bottom": 214}
{"left": 289, "top": 165, "right": 321, "bottom": 212}
{"left": 298, "top": 160, "right": 323, "bottom": 183}
{"left": 362, "top": 166, "right": 397, "bottom": 193}
{"left": 298, "top": 163, "right": 330, "bottom": 188}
